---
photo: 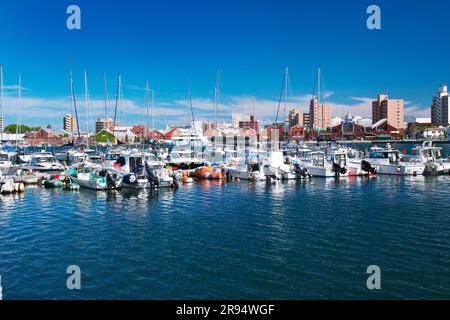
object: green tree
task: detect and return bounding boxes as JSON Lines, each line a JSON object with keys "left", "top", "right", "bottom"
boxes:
{"left": 95, "top": 130, "right": 115, "bottom": 143}
{"left": 4, "top": 124, "right": 32, "bottom": 133}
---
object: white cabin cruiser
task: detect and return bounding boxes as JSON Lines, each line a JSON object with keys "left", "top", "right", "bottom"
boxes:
{"left": 229, "top": 155, "right": 265, "bottom": 181}
{"left": 0, "top": 151, "right": 17, "bottom": 176}
{"left": 364, "top": 148, "right": 424, "bottom": 175}
{"left": 19, "top": 152, "right": 66, "bottom": 175}
{"left": 112, "top": 152, "right": 174, "bottom": 189}
{"left": 167, "top": 149, "right": 205, "bottom": 170}
{"left": 262, "top": 150, "right": 299, "bottom": 180}
{"left": 413, "top": 141, "right": 450, "bottom": 175}
{"left": 68, "top": 162, "right": 122, "bottom": 190}
{"left": 302, "top": 151, "right": 349, "bottom": 178}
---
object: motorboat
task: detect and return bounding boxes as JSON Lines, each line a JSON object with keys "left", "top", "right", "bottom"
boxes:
{"left": 167, "top": 149, "right": 205, "bottom": 170}
{"left": 364, "top": 147, "right": 424, "bottom": 175}
{"left": 302, "top": 151, "right": 348, "bottom": 178}
{"left": 0, "top": 151, "right": 18, "bottom": 176}
{"left": 112, "top": 152, "right": 174, "bottom": 189}
{"left": 413, "top": 141, "right": 450, "bottom": 175}
{"left": 19, "top": 152, "right": 66, "bottom": 175}
{"left": 262, "top": 150, "right": 300, "bottom": 180}
{"left": 68, "top": 162, "right": 122, "bottom": 190}
{"left": 229, "top": 154, "right": 265, "bottom": 181}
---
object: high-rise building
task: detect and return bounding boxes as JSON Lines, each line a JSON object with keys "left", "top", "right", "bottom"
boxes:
{"left": 239, "top": 115, "right": 260, "bottom": 131}
{"left": 372, "top": 94, "right": 404, "bottom": 130}
{"left": 95, "top": 117, "right": 116, "bottom": 134}
{"left": 309, "top": 98, "right": 331, "bottom": 130}
{"left": 288, "top": 108, "right": 304, "bottom": 129}
{"left": 0, "top": 116, "right": 3, "bottom": 135}
{"left": 431, "top": 85, "right": 449, "bottom": 124}
{"left": 303, "top": 113, "right": 310, "bottom": 128}
{"left": 232, "top": 113, "right": 251, "bottom": 128}
{"left": 63, "top": 114, "right": 77, "bottom": 133}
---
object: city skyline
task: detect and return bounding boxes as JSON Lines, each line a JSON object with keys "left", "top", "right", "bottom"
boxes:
{"left": 1, "top": 0, "right": 449, "bottom": 129}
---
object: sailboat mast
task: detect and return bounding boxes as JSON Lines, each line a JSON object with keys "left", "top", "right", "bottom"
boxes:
{"left": 151, "top": 89, "right": 155, "bottom": 133}
{"left": 317, "top": 68, "right": 321, "bottom": 137}
{"left": 16, "top": 74, "right": 21, "bottom": 147}
{"left": 284, "top": 66, "right": 288, "bottom": 130}
{"left": 70, "top": 70, "right": 81, "bottom": 143}
{"left": 103, "top": 73, "right": 108, "bottom": 119}
{"left": 252, "top": 96, "right": 256, "bottom": 132}
{"left": 0, "top": 65, "right": 3, "bottom": 142}
{"left": 112, "top": 73, "right": 121, "bottom": 144}
{"left": 84, "top": 70, "right": 90, "bottom": 146}
{"left": 214, "top": 69, "right": 220, "bottom": 129}
{"left": 145, "top": 81, "right": 149, "bottom": 140}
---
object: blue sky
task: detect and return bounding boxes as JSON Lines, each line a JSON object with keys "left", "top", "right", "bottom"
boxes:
{"left": 1, "top": 0, "right": 449, "bottom": 130}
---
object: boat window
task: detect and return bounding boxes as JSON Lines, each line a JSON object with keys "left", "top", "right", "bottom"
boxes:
{"left": 312, "top": 154, "right": 324, "bottom": 167}
{"left": 370, "top": 152, "right": 387, "bottom": 159}
{"left": 0, "top": 154, "right": 9, "bottom": 161}
{"left": 388, "top": 152, "right": 398, "bottom": 165}
{"left": 115, "top": 156, "right": 126, "bottom": 167}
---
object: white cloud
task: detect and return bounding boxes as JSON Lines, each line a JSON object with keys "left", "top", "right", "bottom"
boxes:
{"left": 0, "top": 91, "right": 432, "bottom": 128}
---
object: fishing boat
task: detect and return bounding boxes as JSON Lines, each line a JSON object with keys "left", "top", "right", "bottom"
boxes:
{"left": 263, "top": 150, "right": 297, "bottom": 180}
{"left": 229, "top": 154, "right": 265, "bottom": 181}
{"left": 112, "top": 152, "right": 174, "bottom": 189}
{"left": 68, "top": 162, "right": 122, "bottom": 190}
{"left": 414, "top": 141, "right": 450, "bottom": 175}
{"left": 302, "top": 151, "right": 349, "bottom": 178}
{"left": 364, "top": 147, "right": 425, "bottom": 176}
{"left": 19, "top": 152, "right": 66, "bottom": 175}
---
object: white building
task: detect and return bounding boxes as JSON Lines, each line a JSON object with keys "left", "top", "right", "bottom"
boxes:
{"left": 63, "top": 114, "right": 78, "bottom": 133}
{"left": 423, "top": 127, "right": 446, "bottom": 140}
{"left": 415, "top": 117, "right": 432, "bottom": 124}
{"left": 232, "top": 113, "right": 251, "bottom": 128}
{"left": 0, "top": 133, "right": 25, "bottom": 143}
{"left": 331, "top": 116, "right": 342, "bottom": 127}
{"left": 431, "top": 85, "right": 449, "bottom": 123}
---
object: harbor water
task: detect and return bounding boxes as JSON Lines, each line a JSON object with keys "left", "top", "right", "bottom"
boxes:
{"left": 1, "top": 144, "right": 450, "bottom": 299}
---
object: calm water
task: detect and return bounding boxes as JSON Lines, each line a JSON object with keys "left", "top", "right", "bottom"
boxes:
{"left": 1, "top": 143, "right": 450, "bottom": 300}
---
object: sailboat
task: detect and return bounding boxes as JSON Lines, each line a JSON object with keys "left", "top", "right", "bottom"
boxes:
{"left": 167, "top": 81, "right": 205, "bottom": 169}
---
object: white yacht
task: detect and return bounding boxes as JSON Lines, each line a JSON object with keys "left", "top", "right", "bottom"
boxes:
{"left": 19, "top": 152, "right": 66, "bottom": 175}
{"left": 364, "top": 148, "right": 424, "bottom": 175}
{"left": 68, "top": 162, "right": 122, "bottom": 190}
{"left": 167, "top": 149, "right": 205, "bottom": 170}
{"left": 263, "top": 150, "right": 296, "bottom": 180}
{"left": 112, "top": 152, "right": 174, "bottom": 189}
{"left": 0, "top": 151, "right": 17, "bottom": 176}
{"left": 413, "top": 141, "right": 450, "bottom": 175}
{"left": 229, "top": 155, "right": 265, "bottom": 181}
{"left": 302, "top": 151, "right": 349, "bottom": 178}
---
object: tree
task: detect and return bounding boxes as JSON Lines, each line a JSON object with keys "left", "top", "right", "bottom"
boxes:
{"left": 4, "top": 124, "right": 42, "bottom": 133}
{"left": 95, "top": 130, "right": 115, "bottom": 143}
